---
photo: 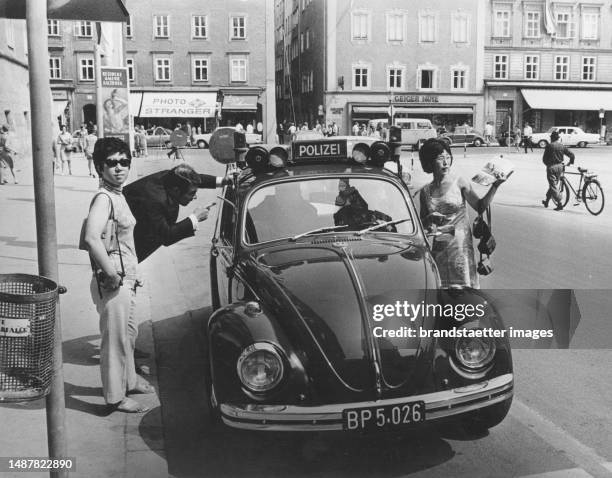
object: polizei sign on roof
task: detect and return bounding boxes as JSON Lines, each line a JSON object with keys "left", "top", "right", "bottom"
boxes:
{"left": 292, "top": 140, "right": 347, "bottom": 160}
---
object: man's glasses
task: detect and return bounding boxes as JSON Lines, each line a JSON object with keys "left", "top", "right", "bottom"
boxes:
{"left": 104, "top": 159, "right": 131, "bottom": 168}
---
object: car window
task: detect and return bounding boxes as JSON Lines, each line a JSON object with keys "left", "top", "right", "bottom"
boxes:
{"left": 416, "top": 122, "right": 432, "bottom": 129}
{"left": 220, "top": 187, "right": 237, "bottom": 244}
{"left": 244, "top": 177, "right": 415, "bottom": 244}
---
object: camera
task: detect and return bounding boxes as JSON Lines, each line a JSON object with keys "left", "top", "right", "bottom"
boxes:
{"left": 477, "top": 257, "right": 493, "bottom": 276}
{"left": 477, "top": 234, "right": 496, "bottom": 255}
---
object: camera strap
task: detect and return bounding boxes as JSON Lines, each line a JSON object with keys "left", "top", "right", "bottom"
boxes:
{"left": 479, "top": 206, "right": 493, "bottom": 261}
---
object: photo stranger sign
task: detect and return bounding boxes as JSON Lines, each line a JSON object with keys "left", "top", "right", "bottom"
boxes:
{"left": 139, "top": 92, "right": 217, "bottom": 118}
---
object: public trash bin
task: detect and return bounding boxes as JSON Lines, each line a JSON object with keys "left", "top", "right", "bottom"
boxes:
{"left": 0, "top": 274, "right": 61, "bottom": 402}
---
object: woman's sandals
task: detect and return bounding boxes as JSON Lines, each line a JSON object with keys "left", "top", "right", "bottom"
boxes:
{"left": 128, "top": 379, "right": 155, "bottom": 394}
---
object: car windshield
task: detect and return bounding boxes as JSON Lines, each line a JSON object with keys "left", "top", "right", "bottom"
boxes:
{"left": 546, "top": 127, "right": 557, "bottom": 133}
{"left": 244, "top": 177, "right": 415, "bottom": 244}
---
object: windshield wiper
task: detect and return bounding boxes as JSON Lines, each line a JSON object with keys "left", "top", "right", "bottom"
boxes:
{"left": 355, "top": 218, "right": 412, "bottom": 236}
{"left": 290, "top": 225, "right": 349, "bottom": 241}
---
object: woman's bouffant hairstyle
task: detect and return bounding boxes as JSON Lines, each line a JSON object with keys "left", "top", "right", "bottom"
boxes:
{"left": 418, "top": 138, "right": 453, "bottom": 174}
{"left": 92, "top": 137, "right": 131, "bottom": 174}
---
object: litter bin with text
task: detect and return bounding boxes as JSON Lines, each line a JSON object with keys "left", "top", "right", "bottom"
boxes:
{"left": 0, "top": 274, "right": 59, "bottom": 402}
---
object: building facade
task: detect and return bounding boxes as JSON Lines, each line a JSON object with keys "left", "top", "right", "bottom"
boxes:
{"left": 276, "top": 0, "right": 486, "bottom": 135}
{"left": 48, "top": 0, "right": 276, "bottom": 141}
{"left": 0, "top": 18, "right": 31, "bottom": 156}
{"left": 485, "top": 0, "right": 612, "bottom": 137}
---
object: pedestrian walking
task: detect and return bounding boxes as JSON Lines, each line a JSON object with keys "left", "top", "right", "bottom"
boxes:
{"left": 541, "top": 131, "right": 574, "bottom": 211}
{"left": 484, "top": 121, "right": 494, "bottom": 146}
{"left": 523, "top": 123, "right": 533, "bottom": 153}
{"left": 84, "top": 126, "right": 98, "bottom": 177}
{"left": 0, "top": 125, "right": 17, "bottom": 184}
{"left": 83, "top": 137, "right": 153, "bottom": 413}
{"left": 57, "top": 125, "right": 73, "bottom": 175}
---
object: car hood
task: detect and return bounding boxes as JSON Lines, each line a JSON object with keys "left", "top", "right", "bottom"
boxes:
{"left": 246, "top": 237, "right": 438, "bottom": 398}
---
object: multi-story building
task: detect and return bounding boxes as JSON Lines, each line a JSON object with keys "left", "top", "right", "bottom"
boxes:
{"left": 48, "top": 0, "right": 276, "bottom": 141}
{"left": 276, "top": 0, "right": 486, "bottom": 134}
{"left": 0, "top": 18, "right": 31, "bottom": 156}
{"left": 485, "top": 0, "right": 612, "bottom": 136}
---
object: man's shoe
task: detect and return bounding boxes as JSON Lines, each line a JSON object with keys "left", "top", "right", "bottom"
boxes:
{"left": 541, "top": 200, "right": 549, "bottom": 208}
{"left": 554, "top": 205, "right": 564, "bottom": 211}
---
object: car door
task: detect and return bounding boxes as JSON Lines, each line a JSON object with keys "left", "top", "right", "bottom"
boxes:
{"left": 213, "top": 187, "right": 237, "bottom": 307}
{"left": 558, "top": 128, "right": 571, "bottom": 145}
{"left": 453, "top": 126, "right": 467, "bottom": 144}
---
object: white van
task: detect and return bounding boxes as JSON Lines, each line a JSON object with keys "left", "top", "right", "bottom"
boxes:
{"left": 393, "top": 118, "right": 437, "bottom": 150}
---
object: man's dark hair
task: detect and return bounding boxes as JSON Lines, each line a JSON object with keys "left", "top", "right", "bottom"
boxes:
{"left": 164, "top": 164, "right": 201, "bottom": 193}
{"left": 550, "top": 131, "right": 560, "bottom": 142}
{"left": 92, "top": 137, "right": 131, "bottom": 173}
{"left": 419, "top": 138, "right": 453, "bottom": 174}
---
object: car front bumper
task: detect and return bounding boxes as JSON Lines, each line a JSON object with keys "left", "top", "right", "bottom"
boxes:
{"left": 219, "top": 373, "right": 513, "bottom": 431}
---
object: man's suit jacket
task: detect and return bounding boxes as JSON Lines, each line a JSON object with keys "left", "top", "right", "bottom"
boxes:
{"left": 124, "top": 170, "right": 218, "bottom": 262}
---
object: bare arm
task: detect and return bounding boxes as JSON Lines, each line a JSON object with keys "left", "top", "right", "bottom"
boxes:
{"left": 458, "top": 176, "right": 502, "bottom": 214}
{"left": 84, "top": 194, "right": 122, "bottom": 289}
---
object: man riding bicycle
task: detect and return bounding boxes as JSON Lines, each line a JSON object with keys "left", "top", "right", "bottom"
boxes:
{"left": 541, "top": 130, "right": 574, "bottom": 211}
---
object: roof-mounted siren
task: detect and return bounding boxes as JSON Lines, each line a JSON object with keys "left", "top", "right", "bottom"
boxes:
{"left": 350, "top": 141, "right": 391, "bottom": 167}
{"left": 209, "top": 127, "right": 249, "bottom": 165}
{"left": 245, "top": 144, "right": 290, "bottom": 172}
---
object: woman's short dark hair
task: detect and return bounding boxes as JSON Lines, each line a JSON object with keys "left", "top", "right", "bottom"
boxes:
{"left": 418, "top": 138, "right": 453, "bottom": 174}
{"left": 92, "top": 137, "right": 131, "bottom": 173}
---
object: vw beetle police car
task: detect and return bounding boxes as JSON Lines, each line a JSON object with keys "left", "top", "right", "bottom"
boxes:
{"left": 206, "top": 127, "right": 513, "bottom": 433}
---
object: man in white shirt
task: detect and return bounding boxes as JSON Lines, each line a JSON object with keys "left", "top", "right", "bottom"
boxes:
{"left": 523, "top": 123, "right": 533, "bottom": 153}
{"left": 484, "top": 122, "right": 494, "bottom": 146}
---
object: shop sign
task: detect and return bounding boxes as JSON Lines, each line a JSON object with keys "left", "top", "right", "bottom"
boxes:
{"left": 392, "top": 95, "right": 440, "bottom": 104}
{"left": 101, "top": 67, "right": 130, "bottom": 144}
{"left": 330, "top": 108, "right": 344, "bottom": 114}
{"left": 0, "top": 317, "right": 31, "bottom": 337}
{"left": 51, "top": 90, "right": 67, "bottom": 100}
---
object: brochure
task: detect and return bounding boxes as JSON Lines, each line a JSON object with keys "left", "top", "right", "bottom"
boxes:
{"left": 472, "top": 155, "right": 515, "bottom": 186}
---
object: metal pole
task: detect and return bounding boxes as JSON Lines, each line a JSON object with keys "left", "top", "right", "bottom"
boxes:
{"left": 25, "top": 1, "right": 68, "bottom": 477}
{"left": 95, "top": 42, "right": 104, "bottom": 138}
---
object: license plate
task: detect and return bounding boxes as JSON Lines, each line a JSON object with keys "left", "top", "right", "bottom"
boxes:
{"left": 343, "top": 401, "right": 425, "bottom": 432}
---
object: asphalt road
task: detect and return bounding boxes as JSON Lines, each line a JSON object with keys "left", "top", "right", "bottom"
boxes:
{"left": 138, "top": 147, "right": 612, "bottom": 478}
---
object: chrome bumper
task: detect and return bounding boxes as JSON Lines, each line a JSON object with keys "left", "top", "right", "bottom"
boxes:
{"left": 219, "top": 373, "right": 513, "bottom": 431}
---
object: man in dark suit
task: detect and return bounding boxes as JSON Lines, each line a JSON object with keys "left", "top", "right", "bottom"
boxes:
{"left": 124, "top": 163, "right": 228, "bottom": 262}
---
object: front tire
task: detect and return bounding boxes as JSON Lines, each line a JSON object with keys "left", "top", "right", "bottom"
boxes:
{"left": 577, "top": 141, "right": 587, "bottom": 148}
{"left": 538, "top": 140, "right": 548, "bottom": 148}
{"left": 461, "top": 397, "right": 512, "bottom": 432}
{"left": 583, "top": 180, "right": 605, "bottom": 215}
{"left": 473, "top": 138, "right": 483, "bottom": 147}
{"left": 197, "top": 140, "right": 208, "bottom": 149}
{"left": 560, "top": 179, "right": 570, "bottom": 208}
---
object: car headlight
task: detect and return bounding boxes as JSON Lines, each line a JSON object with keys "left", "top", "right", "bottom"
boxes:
{"left": 237, "top": 343, "right": 284, "bottom": 392}
{"left": 454, "top": 333, "right": 496, "bottom": 370}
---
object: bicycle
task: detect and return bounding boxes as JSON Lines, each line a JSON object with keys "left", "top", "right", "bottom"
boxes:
{"left": 559, "top": 163, "right": 605, "bottom": 215}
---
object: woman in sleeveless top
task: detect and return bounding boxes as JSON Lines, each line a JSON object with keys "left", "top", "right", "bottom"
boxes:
{"left": 418, "top": 138, "right": 506, "bottom": 289}
{"left": 84, "top": 137, "right": 153, "bottom": 413}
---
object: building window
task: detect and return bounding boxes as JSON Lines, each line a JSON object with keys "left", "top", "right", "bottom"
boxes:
{"left": 126, "top": 57, "right": 135, "bottom": 82}
{"left": 48, "top": 19, "right": 60, "bottom": 36}
{"left": 451, "top": 68, "right": 467, "bottom": 90}
{"left": 154, "top": 57, "right": 172, "bottom": 81}
{"left": 452, "top": 13, "right": 469, "bottom": 43}
{"left": 417, "top": 65, "right": 438, "bottom": 90}
{"left": 554, "top": 56, "right": 569, "bottom": 80}
{"left": 49, "top": 57, "right": 61, "bottom": 79}
{"left": 125, "top": 15, "right": 133, "bottom": 38}
{"left": 306, "top": 29, "right": 310, "bottom": 49}
{"left": 154, "top": 15, "right": 170, "bottom": 38}
{"left": 386, "top": 13, "right": 404, "bottom": 42}
{"left": 79, "top": 57, "right": 94, "bottom": 81}
{"left": 419, "top": 12, "right": 437, "bottom": 42}
{"left": 351, "top": 11, "right": 370, "bottom": 41}
{"left": 582, "top": 56, "right": 596, "bottom": 81}
{"left": 352, "top": 64, "right": 370, "bottom": 89}
{"left": 494, "top": 54, "right": 508, "bottom": 79}
{"left": 387, "top": 66, "right": 404, "bottom": 90}
{"left": 230, "top": 15, "right": 246, "bottom": 39}
{"left": 581, "top": 12, "right": 599, "bottom": 40}
{"left": 300, "top": 32, "right": 305, "bottom": 52}
{"left": 555, "top": 12, "right": 575, "bottom": 38}
{"left": 192, "top": 15, "right": 208, "bottom": 39}
{"left": 525, "top": 11, "right": 540, "bottom": 38}
{"left": 75, "top": 21, "right": 93, "bottom": 37}
{"left": 230, "top": 57, "right": 247, "bottom": 82}
{"left": 493, "top": 9, "right": 511, "bottom": 37}
{"left": 192, "top": 57, "right": 209, "bottom": 82}
{"left": 524, "top": 55, "right": 539, "bottom": 80}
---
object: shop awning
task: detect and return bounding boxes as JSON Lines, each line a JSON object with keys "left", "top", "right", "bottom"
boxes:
{"left": 393, "top": 107, "right": 473, "bottom": 115}
{"left": 129, "top": 92, "right": 143, "bottom": 117}
{"left": 521, "top": 89, "right": 612, "bottom": 110}
{"left": 352, "top": 106, "right": 389, "bottom": 114}
{"left": 222, "top": 95, "right": 258, "bottom": 111}
{"left": 137, "top": 92, "right": 217, "bottom": 118}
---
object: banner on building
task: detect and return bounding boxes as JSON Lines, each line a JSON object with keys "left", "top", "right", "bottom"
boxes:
{"left": 138, "top": 92, "right": 217, "bottom": 118}
{"left": 101, "top": 67, "right": 130, "bottom": 144}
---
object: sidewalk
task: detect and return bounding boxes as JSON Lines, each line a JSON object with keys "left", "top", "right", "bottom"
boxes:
{"left": 0, "top": 153, "right": 169, "bottom": 477}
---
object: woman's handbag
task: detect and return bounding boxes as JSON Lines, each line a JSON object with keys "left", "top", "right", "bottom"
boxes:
{"left": 473, "top": 206, "right": 495, "bottom": 275}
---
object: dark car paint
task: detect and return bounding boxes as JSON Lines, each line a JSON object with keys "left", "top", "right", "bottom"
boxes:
{"left": 208, "top": 162, "right": 512, "bottom": 412}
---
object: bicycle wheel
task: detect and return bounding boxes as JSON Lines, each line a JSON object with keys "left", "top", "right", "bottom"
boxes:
{"left": 582, "top": 180, "right": 605, "bottom": 215}
{"left": 559, "top": 179, "right": 570, "bottom": 208}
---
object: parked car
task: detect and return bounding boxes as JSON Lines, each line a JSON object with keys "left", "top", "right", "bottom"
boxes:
{"left": 204, "top": 130, "right": 514, "bottom": 435}
{"left": 440, "top": 126, "right": 486, "bottom": 147}
{"left": 530, "top": 126, "right": 600, "bottom": 148}
{"left": 145, "top": 127, "right": 172, "bottom": 148}
{"left": 193, "top": 129, "right": 262, "bottom": 148}
{"left": 392, "top": 118, "right": 437, "bottom": 150}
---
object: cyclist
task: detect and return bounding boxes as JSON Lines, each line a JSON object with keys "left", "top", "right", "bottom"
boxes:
{"left": 541, "top": 130, "right": 574, "bottom": 211}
